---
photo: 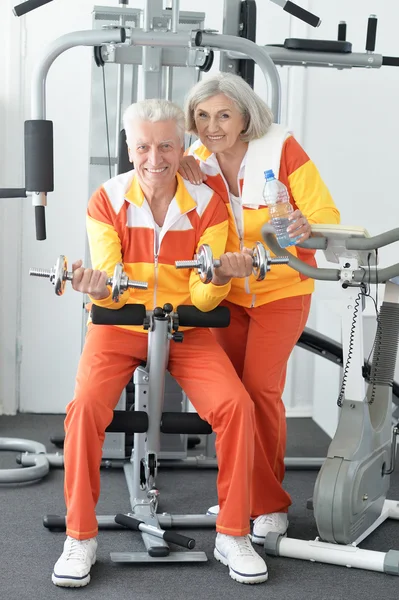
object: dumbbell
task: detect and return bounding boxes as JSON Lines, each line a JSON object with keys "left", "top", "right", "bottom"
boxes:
{"left": 175, "top": 242, "right": 289, "bottom": 284}
{"left": 29, "top": 255, "right": 148, "bottom": 302}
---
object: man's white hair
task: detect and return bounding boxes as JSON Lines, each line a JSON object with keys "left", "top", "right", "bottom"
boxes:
{"left": 123, "top": 98, "right": 185, "bottom": 146}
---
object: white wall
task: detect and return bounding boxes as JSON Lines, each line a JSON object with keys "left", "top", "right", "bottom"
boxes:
{"left": 301, "top": 0, "right": 399, "bottom": 435}
{"left": 0, "top": 0, "right": 398, "bottom": 422}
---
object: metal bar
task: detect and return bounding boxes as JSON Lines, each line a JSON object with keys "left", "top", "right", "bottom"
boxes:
{"left": 31, "top": 29, "right": 126, "bottom": 120}
{"left": 263, "top": 228, "right": 399, "bottom": 283}
{"left": 227, "top": 46, "right": 384, "bottom": 69}
{"left": 200, "top": 33, "right": 281, "bottom": 122}
{"left": 220, "top": 0, "right": 241, "bottom": 74}
{"left": 111, "top": 45, "right": 192, "bottom": 68}
{"left": 346, "top": 228, "right": 399, "bottom": 250}
{"left": 172, "top": 0, "right": 180, "bottom": 33}
{"left": 114, "top": 14, "right": 126, "bottom": 176}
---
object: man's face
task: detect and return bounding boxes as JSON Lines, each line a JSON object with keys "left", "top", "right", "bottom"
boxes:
{"left": 127, "top": 119, "right": 184, "bottom": 189}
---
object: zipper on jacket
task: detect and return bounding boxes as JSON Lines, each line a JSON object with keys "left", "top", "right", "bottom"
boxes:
{"left": 217, "top": 168, "right": 242, "bottom": 244}
{"left": 153, "top": 253, "right": 159, "bottom": 309}
{"left": 235, "top": 171, "right": 254, "bottom": 300}
{"left": 153, "top": 227, "right": 160, "bottom": 309}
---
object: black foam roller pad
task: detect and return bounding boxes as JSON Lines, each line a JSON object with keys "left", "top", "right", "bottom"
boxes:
{"left": 161, "top": 412, "right": 212, "bottom": 434}
{"left": 177, "top": 305, "right": 230, "bottom": 328}
{"left": 91, "top": 304, "right": 146, "bottom": 326}
{"left": 25, "top": 120, "right": 54, "bottom": 192}
{"left": 106, "top": 410, "right": 148, "bottom": 433}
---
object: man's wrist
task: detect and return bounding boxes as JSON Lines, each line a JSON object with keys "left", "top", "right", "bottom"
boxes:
{"left": 211, "top": 275, "right": 231, "bottom": 286}
{"left": 90, "top": 289, "right": 110, "bottom": 301}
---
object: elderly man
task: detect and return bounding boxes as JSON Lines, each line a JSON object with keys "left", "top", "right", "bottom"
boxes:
{"left": 52, "top": 99, "right": 268, "bottom": 588}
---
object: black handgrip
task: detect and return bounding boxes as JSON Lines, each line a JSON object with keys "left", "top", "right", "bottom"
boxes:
{"left": 383, "top": 56, "right": 399, "bottom": 67}
{"left": 161, "top": 412, "right": 212, "bottom": 435}
{"left": 283, "top": 1, "right": 321, "bottom": 28}
{"left": 115, "top": 514, "right": 142, "bottom": 531}
{"left": 366, "top": 14, "right": 377, "bottom": 52}
{"left": 106, "top": 410, "right": 148, "bottom": 434}
{"left": 0, "top": 188, "right": 27, "bottom": 198}
{"left": 35, "top": 206, "right": 46, "bottom": 241}
{"left": 25, "top": 120, "right": 54, "bottom": 193}
{"left": 163, "top": 530, "right": 196, "bottom": 550}
{"left": 91, "top": 304, "right": 146, "bottom": 326}
{"left": 13, "top": 0, "right": 53, "bottom": 16}
{"left": 338, "top": 21, "right": 347, "bottom": 42}
{"left": 177, "top": 305, "right": 230, "bottom": 328}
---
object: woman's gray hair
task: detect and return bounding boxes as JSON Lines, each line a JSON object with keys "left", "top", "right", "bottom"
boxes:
{"left": 185, "top": 73, "right": 273, "bottom": 142}
{"left": 123, "top": 98, "right": 186, "bottom": 145}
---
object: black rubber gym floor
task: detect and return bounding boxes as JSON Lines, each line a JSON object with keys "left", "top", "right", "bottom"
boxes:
{"left": 1, "top": 414, "right": 398, "bottom": 600}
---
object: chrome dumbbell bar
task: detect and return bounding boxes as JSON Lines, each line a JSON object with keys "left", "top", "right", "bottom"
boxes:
{"left": 175, "top": 242, "right": 289, "bottom": 283}
{"left": 30, "top": 255, "right": 148, "bottom": 302}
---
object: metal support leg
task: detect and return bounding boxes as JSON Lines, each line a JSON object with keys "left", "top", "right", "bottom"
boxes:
{"left": 113, "top": 313, "right": 207, "bottom": 562}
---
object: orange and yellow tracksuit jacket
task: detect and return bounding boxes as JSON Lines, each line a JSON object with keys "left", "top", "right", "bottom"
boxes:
{"left": 187, "top": 132, "right": 341, "bottom": 307}
{"left": 86, "top": 171, "right": 231, "bottom": 331}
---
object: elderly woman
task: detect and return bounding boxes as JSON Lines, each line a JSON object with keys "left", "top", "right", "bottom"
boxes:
{"left": 180, "top": 72, "right": 340, "bottom": 547}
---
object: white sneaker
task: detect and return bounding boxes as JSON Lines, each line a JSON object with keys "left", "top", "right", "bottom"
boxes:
{"left": 252, "top": 512, "right": 288, "bottom": 545}
{"left": 206, "top": 504, "right": 219, "bottom": 516}
{"left": 52, "top": 536, "right": 98, "bottom": 587}
{"left": 214, "top": 533, "right": 268, "bottom": 584}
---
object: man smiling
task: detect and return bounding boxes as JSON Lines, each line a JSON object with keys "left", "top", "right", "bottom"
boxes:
{"left": 51, "top": 99, "right": 268, "bottom": 588}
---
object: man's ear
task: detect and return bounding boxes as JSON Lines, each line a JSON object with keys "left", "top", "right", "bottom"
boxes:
{"left": 127, "top": 147, "right": 133, "bottom": 163}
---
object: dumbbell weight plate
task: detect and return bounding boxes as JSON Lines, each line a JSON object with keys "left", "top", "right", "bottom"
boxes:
{"left": 197, "top": 244, "right": 215, "bottom": 284}
{"left": 252, "top": 242, "right": 267, "bottom": 282}
{"left": 54, "top": 255, "right": 68, "bottom": 296}
{"left": 111, "top": 263, "right": 123, "bottom": 302}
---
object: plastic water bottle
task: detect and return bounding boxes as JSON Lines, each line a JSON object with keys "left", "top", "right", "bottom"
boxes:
{"left": 263, "top": 169, "right": 297, "bottom": 248}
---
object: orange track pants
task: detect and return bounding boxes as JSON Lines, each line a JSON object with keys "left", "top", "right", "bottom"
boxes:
{"left": 64, "top": 324, "right": 255, "bottom": 540}
{"left": 212, "top": 294, "right": 311, "bottom": 517}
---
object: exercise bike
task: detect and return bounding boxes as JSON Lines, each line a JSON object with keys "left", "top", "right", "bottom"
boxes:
{"left": 262, "top": 223, "right": 399, "bottom": 575}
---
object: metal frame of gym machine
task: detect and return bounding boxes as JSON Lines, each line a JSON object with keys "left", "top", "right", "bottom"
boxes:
{"left": 1, "top": 0, "right": 399, "bottom": 492}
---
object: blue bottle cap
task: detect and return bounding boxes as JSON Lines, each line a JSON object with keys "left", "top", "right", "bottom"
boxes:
{"left": 264, "top": 169, "right": 275, "bottom": 181}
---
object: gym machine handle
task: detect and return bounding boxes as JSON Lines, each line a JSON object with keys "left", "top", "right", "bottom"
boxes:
{"left": 262, "top": 224, "right": 399, "bottom": 284}
{"left": 338, "top": 22, "right": 347, "bottom": 42}
{"left": 114, "top": 514, "right": 196, "bottom": 550}
{"left": 270, "top": 0, "right": 321, "bottom": 28}
{"left": 91, "top": 304, "right": 147, "bottom": 326}
{"left": 382, "top": 56, "right": 399, "bottom": 67}
{"left": 345, "top": 228, "right": 399, "bottom": 251}
{"left": 366, "top": 14, "right": 377, "bottom": 53}
{"left": 13, "top": 0, "right": 53, "bottom": 17}
{"left": 0, "top": 189, "right": 27, "bottom": 198}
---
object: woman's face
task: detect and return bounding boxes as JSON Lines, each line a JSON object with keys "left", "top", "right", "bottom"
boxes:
{"left": 194, "top": 93, "right": 247, "bottom": 154}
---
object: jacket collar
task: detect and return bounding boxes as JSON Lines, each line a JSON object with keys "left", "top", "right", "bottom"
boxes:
{"left": 124, "top": 172, "right": 197, "bottom": 214}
